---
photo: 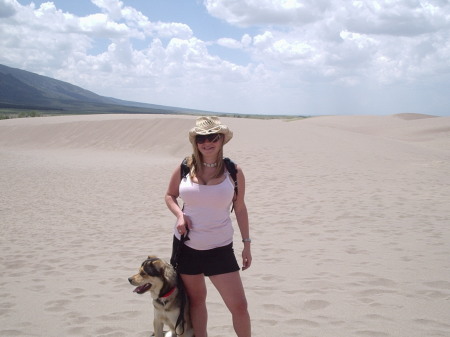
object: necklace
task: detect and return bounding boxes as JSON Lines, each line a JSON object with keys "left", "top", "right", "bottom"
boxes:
{"left": 203, "top": 162, "right": 217, "bottom": 168}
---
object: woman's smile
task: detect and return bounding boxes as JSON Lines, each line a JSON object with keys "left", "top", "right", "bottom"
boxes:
{"left": 198, "top": 138, "right": 222, "bottom": 154}
{"left": 202, "top": 143, "right": 216, "bottom": 150}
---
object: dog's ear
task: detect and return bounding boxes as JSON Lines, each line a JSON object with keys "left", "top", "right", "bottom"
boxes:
{"left": 147, "top": 255, "right": 157, "bottom": 259}
{"left": 143, "top": 259, "right": 162, "bottom": 276}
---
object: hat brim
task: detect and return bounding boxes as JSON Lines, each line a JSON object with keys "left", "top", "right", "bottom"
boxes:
{"left": 189, "top": 126, "right": 233, "bottom": 145}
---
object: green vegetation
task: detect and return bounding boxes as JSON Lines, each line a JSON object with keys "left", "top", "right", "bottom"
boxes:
{"left": 214, "top": 113, "right": 308, "bottom": 120}
{"left": 0, "top": 109, "right": 46, "bottom": 120}
{"left": 0, "top": 108, "right": 308, "bottom": 121}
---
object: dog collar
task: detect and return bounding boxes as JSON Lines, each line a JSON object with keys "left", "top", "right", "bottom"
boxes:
{"left": 160, "top": 286, "right": 176, "bottom": 299}
{"left": 156, "top": 287, "right": 177, "bottom": 306}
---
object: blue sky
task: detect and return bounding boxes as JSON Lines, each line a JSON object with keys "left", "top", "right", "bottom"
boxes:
{"left": 1, "top": 0, "right": 450, "bottom": 116}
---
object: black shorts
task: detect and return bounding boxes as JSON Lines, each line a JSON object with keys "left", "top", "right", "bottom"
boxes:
{"left": 170, "top": 236, "right": 240, "bottom": 276}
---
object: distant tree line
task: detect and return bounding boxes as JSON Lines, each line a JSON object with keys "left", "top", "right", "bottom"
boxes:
{"left": 0, "top": 110, "right": 43, "bottom": 120}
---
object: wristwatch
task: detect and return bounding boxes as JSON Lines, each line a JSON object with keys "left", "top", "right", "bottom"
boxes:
{"left": 242, "top": 238, "right": 252, "bottom": 243}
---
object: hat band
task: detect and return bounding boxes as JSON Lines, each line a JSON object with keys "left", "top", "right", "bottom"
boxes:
{"left": 193, "top": 125, "right": 223, "bottom": 134}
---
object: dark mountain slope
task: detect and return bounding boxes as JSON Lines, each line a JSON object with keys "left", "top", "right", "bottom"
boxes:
{"left": 0, "top": 64, "right": 201, "bottom": 114}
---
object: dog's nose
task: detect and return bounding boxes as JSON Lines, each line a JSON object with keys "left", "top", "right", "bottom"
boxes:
{"left": 128, "top": 277, "right": 133, "bottom": 284}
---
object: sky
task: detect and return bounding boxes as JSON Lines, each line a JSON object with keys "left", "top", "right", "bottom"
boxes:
{"left": 1, "top": 0, "right": 450, "bottom": 116}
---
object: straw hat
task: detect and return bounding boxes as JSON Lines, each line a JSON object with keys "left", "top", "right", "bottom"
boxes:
{"left": 189, "top": 116, "right": 233, "bottom": 145}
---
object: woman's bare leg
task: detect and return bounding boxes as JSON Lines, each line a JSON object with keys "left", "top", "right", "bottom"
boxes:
{"left": 210, "top": 271, "right": 251, "bottom": 337}
{"left": 181, "top": 274, "right": 208, "bottom": 337}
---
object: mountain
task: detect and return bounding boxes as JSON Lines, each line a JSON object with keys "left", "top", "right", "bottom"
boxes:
{"left": 0, "top": 64, "right": 203, "bottom": 115}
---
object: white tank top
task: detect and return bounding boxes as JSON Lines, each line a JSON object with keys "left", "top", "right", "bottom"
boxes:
{"left": 175, "top": 172, "right": 235, "bottom": 250}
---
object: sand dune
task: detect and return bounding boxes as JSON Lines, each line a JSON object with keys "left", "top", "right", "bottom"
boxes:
{"left": 1, "top": 114, "right": 449, "bottom": 337}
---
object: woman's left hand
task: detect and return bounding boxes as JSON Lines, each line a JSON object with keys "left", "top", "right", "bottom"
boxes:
{"left": 242, "top": 246, "right": 252, "bottom": 271}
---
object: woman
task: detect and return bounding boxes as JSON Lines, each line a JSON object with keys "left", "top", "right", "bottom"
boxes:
{"left": 165, "top": 116, "right": 252, "bottom": 337}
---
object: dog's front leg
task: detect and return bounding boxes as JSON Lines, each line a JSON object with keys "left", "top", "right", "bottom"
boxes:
{"left": 153, "top": 318, "right": 164, "bottom": 337}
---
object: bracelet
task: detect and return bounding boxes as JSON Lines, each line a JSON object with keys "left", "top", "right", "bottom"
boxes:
{"left": 242, "top": 238, "right": 252, "bottom": 243}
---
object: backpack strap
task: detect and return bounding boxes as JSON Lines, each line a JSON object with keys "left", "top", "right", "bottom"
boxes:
{"left": 180, "top": 158, "right": 190, "bottom": 180}
{"left": 223, "top": 157, "right": 238, "bottom": 212}
{"left": 223, "top": 157, "right": 238, "bottom": 195}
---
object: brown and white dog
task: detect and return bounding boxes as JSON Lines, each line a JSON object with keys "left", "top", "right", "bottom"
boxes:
{"left": 128, "top": 255, "right": 194, "bottom": 337}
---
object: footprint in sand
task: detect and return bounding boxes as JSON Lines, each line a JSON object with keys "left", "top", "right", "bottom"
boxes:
{"left": 413, "top": 318, "right": 450, "bottom": 329}
{"left": 423, "top": 280, "right": 450, "bottom": 290}
{"left": 303, "top": 299, "right": 330, "bottom": 310}
{"left": 0, "top": 329, "right": 23, "bottom": 336}
{"left": 0, "top": 301, "right": 15, "bottom": 316}
{"left": 262, "top": 303, "right": 291, "bottom": 314}
{"left": 285, "top": 318, "right": 320, "bottom": 328}
{"left": 355, "top": 330, "right": 389, "bottom": 336}
{"left": 44, "top": 299, "right": 71, "bottom": 312}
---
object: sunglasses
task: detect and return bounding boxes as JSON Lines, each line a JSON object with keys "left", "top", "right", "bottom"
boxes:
{"left": 195, "top": 134, "right": 222, "bottom": 144}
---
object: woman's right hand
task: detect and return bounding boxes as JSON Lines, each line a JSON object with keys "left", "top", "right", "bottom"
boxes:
{"left": 176, "top": 214, "right": 192, "bottom": 235}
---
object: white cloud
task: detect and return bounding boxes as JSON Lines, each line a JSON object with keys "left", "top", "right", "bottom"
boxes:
{"left": 150, "top": 22, "right": 193, "bottom": 39}
{"left": 204, "top": 0, "right": 328, "bottom": 26}
{"left": 225, "top": 1, "right": 450, "bottom": 87}
{"left": 0, "top": 0, "right": 16, "bottom": 17}
{"left": 344, "top": 0, "right": 450, "bottom": 36}
{"left": 79, "top": 13, "right": 134, "bottom": 37}
{"left": 91, "top": 0, "right": 123, "bottom": 20}
{"left": 93, "top": 0, "right": 194, "bottom": 39}
{"left": 241, "top": 34, "right": 252, "bottom": 47}
{"left": 216, "top": 37, "right": 242, "bottom": 49}
{"left": 0, "top": 0, "right": 449, "bottom": 115}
